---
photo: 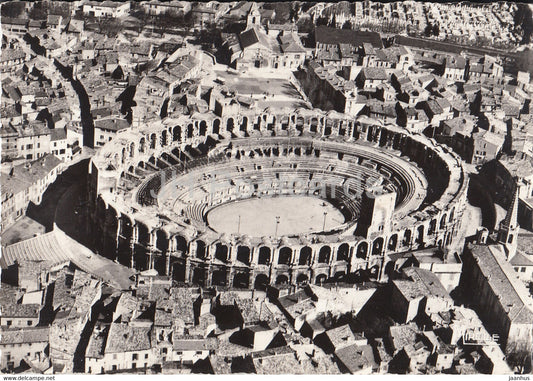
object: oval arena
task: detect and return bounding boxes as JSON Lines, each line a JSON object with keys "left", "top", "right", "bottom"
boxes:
{"left": 88, "top": 109, "right": 468, "bottom": 289}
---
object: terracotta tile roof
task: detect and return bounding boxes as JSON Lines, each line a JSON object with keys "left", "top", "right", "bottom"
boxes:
{"left": 1, "top": 303, "right": 41, "bottom": 319}
{"left": 0, "top": 327, "right": 49, "bottom": 345}
{"left": 467, "top": 244, "right": 533, "bottom": 324}
{"left": 324, "top": 324, "right": 357, "bottom": 351}
{"left": 105, "top": 322, "right": 152, "bottom": 353}
{"left": 335, "top": 343, "right": 377, "bottom": 373}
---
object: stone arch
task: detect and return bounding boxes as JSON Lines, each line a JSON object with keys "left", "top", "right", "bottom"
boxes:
{"left": 240, "top": 116, "right": 248, "bottom": 131}
{"left": 187, "top": 124, "right": 194, "bottom": 139}
{"left": 226, "top": 118, "right": 234, "bottom": 132}
{"left": 372, "top": 237, "right": 384, "bottom": 256}
{"left": 236, "top": 245, "right": 251, "bottom": 264}
{"left": 384, "top": 261, "right": 395, "bottom": 278}
{"left": 192, "top": 267, "right": 206, "bottom": 286}
{"left": 299, "top": 246, "right": 312, "bottom": 265}
{"left": 212, "top": 268, "right": 228, "bottom": 286}
{"left": 318, "top": 246, "right": 331, "bottom": 263}
{"left": 258, "top": 246, "right": 271, "bottom": 265}
{"left": 403, "top": 229, "right": 412, "bottom": 246}
{"left": 296, "top": 273, "right": 309, "bottom": 284}
{"left": 156, "top": 229, "right": 169, "bottom": 254}
{"left": 315, "top": 273, "right": 327, "bottom": 284}
{"left": 173, "top": 126, "right": 181, "bottom": 141}
{"left": 333, "top": 270, "right": 346, "bottom": 281}
{"left": 388, "top": 234, "right": 398, "bottom": 251}
{"left": 449, "top": 207, "right": 455, "bottom": 223}
{"left": 296, "top": 116, "right": 304, "bottom": 131}
{"left": 199, "top": 120, "right": 207, "bottom": 136}
{"left": 310, "top": 117, "right": 318, "bottom": 133}
{"left": 280, "top": 115, "right": 290, "bottom": 130}
{"left": 440, "top": 214, "right": 447, "bottom": 230}
{"left": 254, "top": 273, "right": 269, "bottom": 290}
{"left": 278, "top": 247, "right": 292, "bottom": 265}
{"left": 136, "top": 222, "right": 150, "bottom": 246}
{"left": 150, "top": 133, "right": 157, "bottom": 149}
{"left": 324, "top": 118, "right": 333, "bottom": 136}
{"left": 213, "top": 119, "right": 221, "bottom": 134}
{"left": 233, "top": 272, "right": 250, "bottom": 288}
{"left": 214, "top": 243, "right": 228, "bottom": 262}
{"left": 429, "top": 219, "right": 437, "bottom": 235}
{"left": 356, "top": 241, "right": 368, "bottom": 259}
{"left": 275, "top": 274, "right": 289, "bottom": 285}
{"left": 161, "top": 130, "right": 168, "bottom": 146}
{"left": 175, "top": 235, "right": 188, "bottom": 253}
{"left": 337, "top": 243, "right": 349, "bottom": 261}
{"left": 171, "top": 261, "right": 186, "bottom": 282}
{"left": 121, "top": 147, "right": 126, "bottom": 164}
{"left": 129, "top": 142, "right": 135, "bottom": 157}
{"left": 416, "top": 225, "right": 425, "bottom": 245}
{"left": 195, "top": 240, "right": 206, "bottom": 259}
{"left": 119, "top": 214, "right": 133, "bottom": 242}
{"left": 369, "top": 264, "right": 380, "bottom": 279}
{"left": 139, "top": 137, "right": 146, "bottom": 153}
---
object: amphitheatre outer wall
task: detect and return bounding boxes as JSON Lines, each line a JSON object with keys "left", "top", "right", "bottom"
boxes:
{"left": 87, "top": 108, "right": 469, "bottom": 289}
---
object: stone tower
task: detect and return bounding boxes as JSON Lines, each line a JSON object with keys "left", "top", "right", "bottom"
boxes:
{"left": 356, "top": 187, "right": 397, "bottom": 239}
{"left": 498, "top": 184, "right": 520, "bottom": 259}
{"left": 246, "top": 3, "right": 262, "bottom": 30}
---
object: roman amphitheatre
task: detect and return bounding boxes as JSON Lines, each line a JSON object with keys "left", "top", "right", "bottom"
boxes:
{"left": 88, "top": 108, "right": 468, "bottom": 289}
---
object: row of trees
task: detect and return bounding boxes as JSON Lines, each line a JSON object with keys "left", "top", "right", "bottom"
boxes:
{"left": 423, "top": 22, "right": 440, "bottom": 37}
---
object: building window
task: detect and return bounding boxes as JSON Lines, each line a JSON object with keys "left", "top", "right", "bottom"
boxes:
{"left": 195, "top": 351, "right": 203, "bottom": 355}
{"left": 132, "top": 363, "right": 136, "bottom": 369}
{"left": 521, "top": 267, "right": 526, "bottom": 273}
{"left": 113, "top": 354, "right": 117, "bottom": 360}
{"left": 112, "top": 365, "right": 117, "bottom": 371}
{"left": 27, "top": 320, "right": 32, "bottom": 326}
{"left": 132, "top": 353, "right": 138, "bottom": 360}
{"left": 145, "top": 354, "right": 148, "bottom": 359}
{"left": 6, "top": 321, "right": 12, "bottom": 326}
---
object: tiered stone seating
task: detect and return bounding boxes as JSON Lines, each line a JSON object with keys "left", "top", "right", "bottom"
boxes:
{"left": 135, "top": 137, "right": 427, "bottom": 228}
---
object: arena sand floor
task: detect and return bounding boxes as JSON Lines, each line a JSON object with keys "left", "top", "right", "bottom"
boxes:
{"left": 206, "top": 195, "right": 345, "bottom": 236}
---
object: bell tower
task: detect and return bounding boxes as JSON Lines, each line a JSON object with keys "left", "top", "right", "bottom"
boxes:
{"left": 246, "top": 3, "right": 261, "bottom": 30}
{"left": 498, "top": 184, "right": 520, "bottom": 259}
